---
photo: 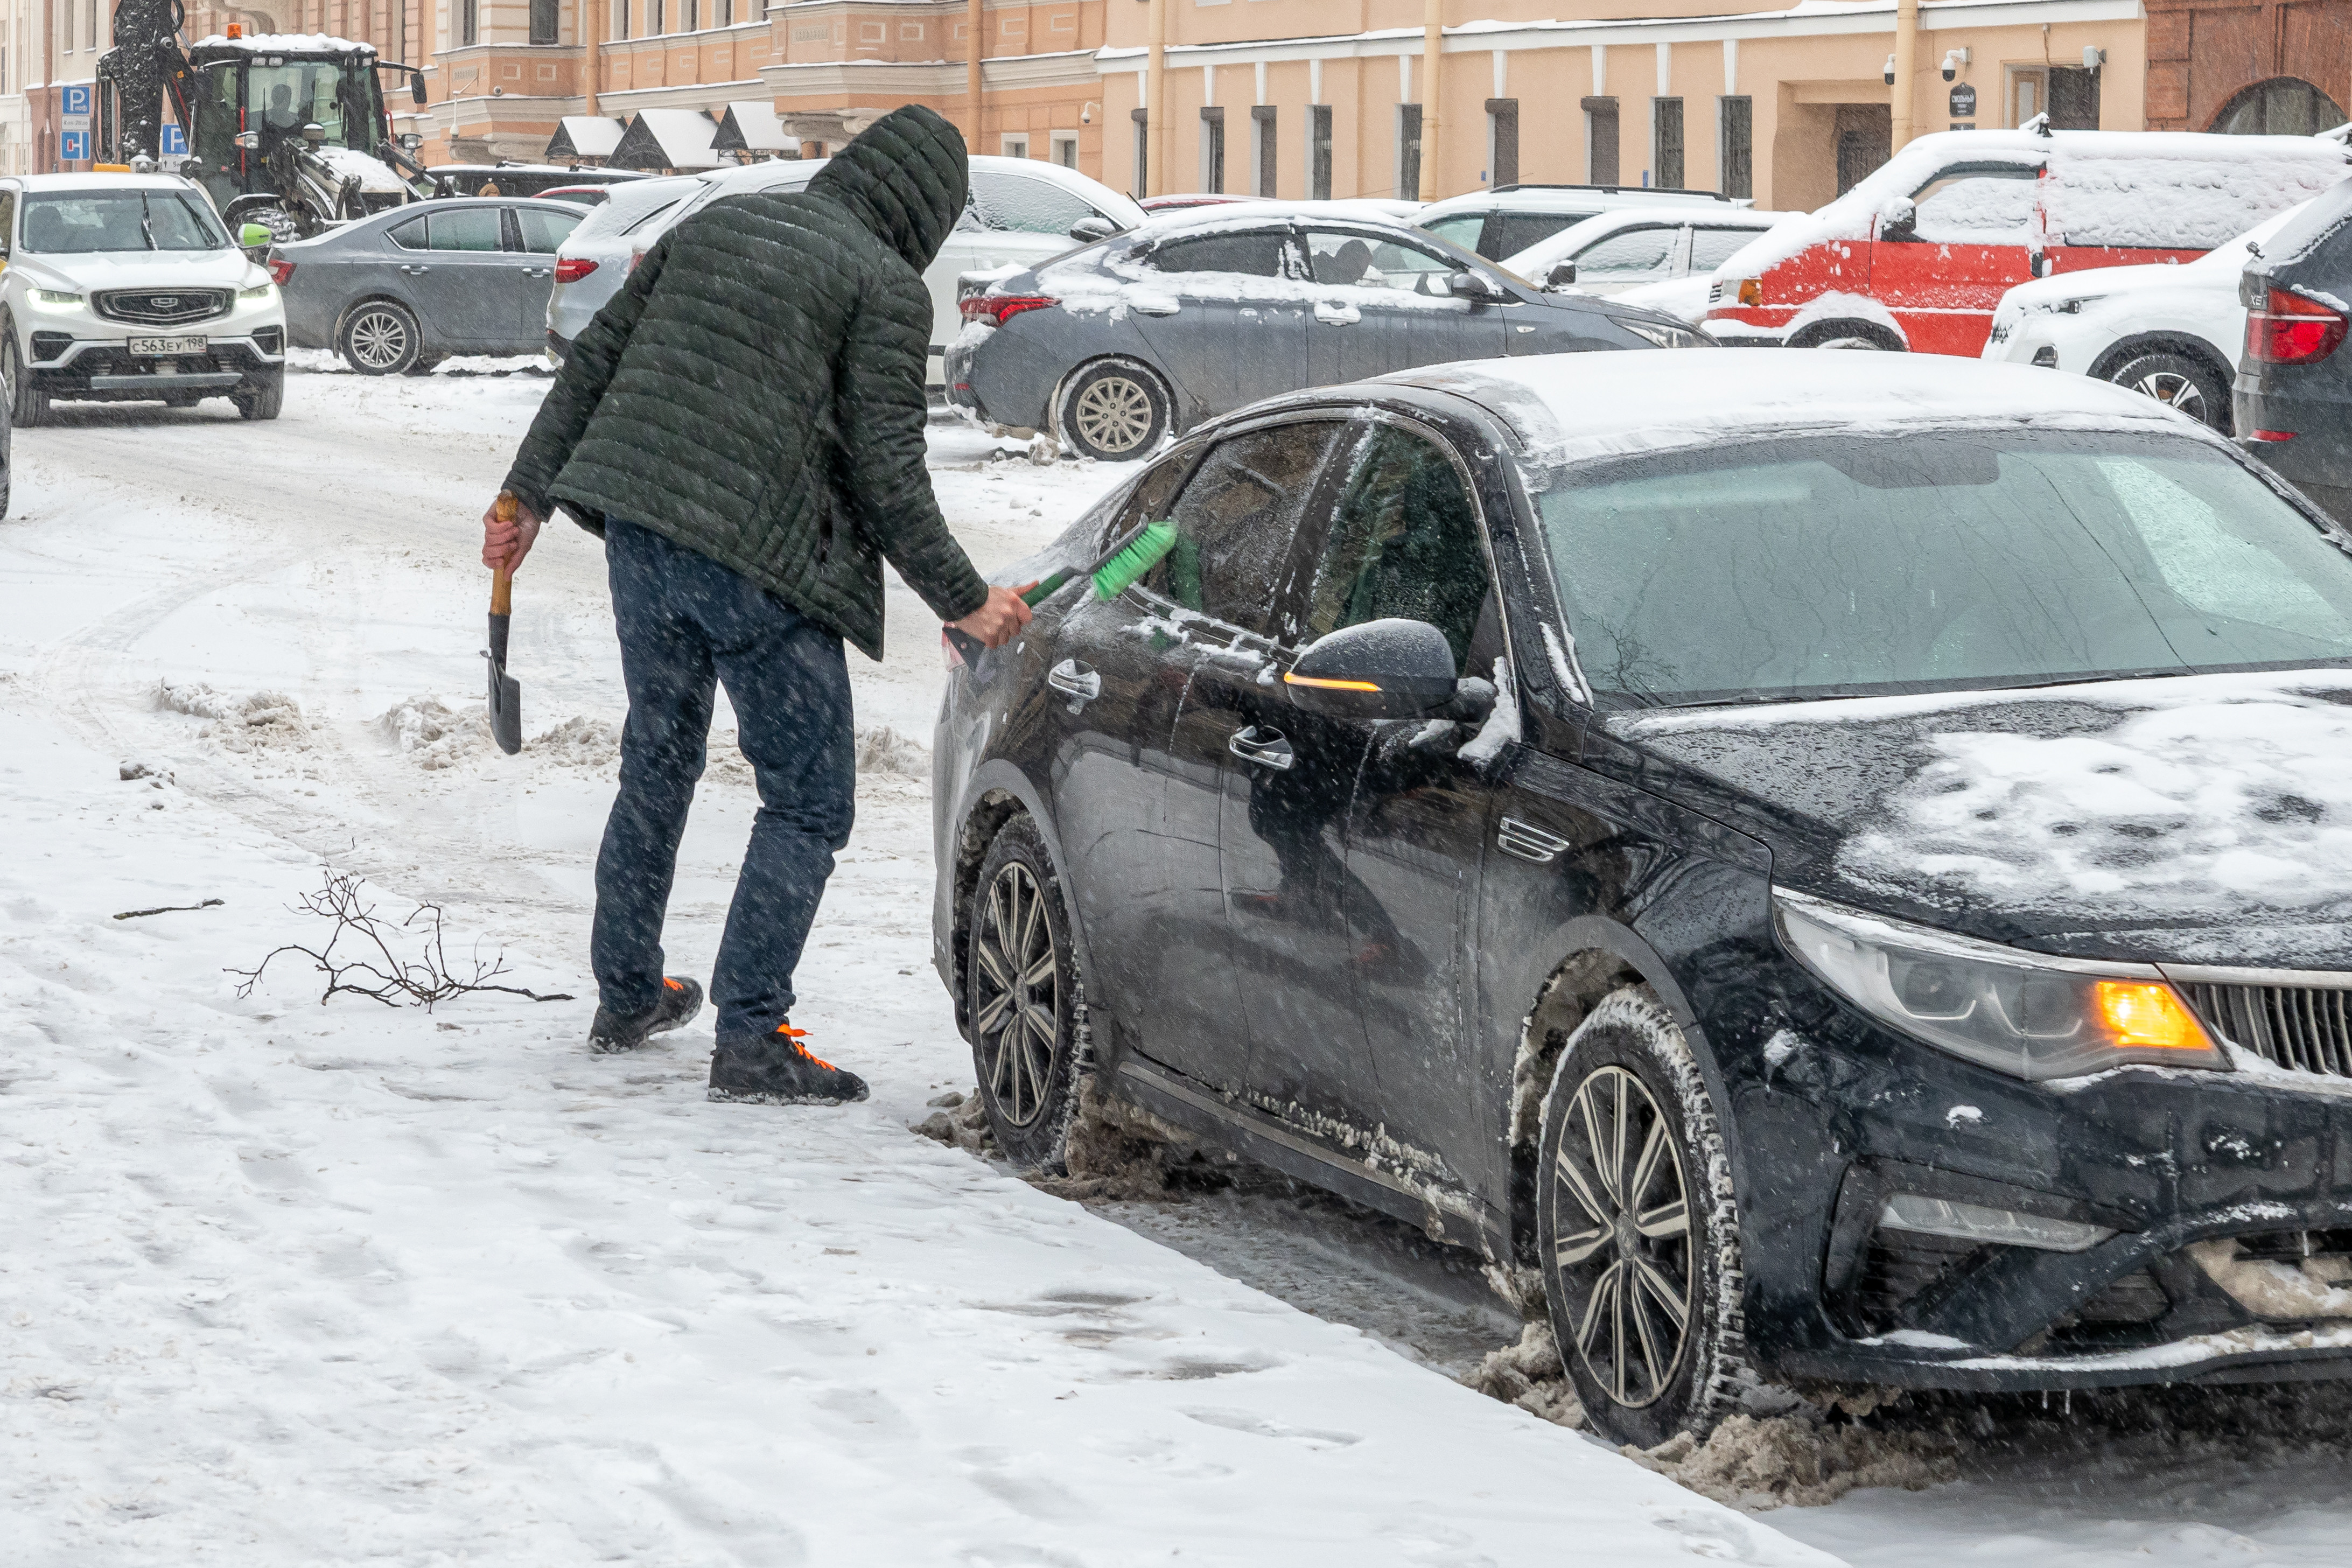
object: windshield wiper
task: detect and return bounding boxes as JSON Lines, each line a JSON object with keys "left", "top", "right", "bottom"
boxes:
{"left": 138, "top": 195, "right": 157, "bottom": 251}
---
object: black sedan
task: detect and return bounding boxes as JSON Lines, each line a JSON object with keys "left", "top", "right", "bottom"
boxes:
{"left": 945, "top": 205, "right": 1700, "bottom": 460}
{"left": 932, "top": 351, "right": 2352, "bottom": 1445}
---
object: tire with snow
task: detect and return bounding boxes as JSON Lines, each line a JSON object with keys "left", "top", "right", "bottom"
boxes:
{"left": 236, "top": 366, "right": 285, "bottom": 421}
{"left": 338, "top": 299, "right": 423, "bottom": 376}
{"left": 1054, "top": 358, "right": 1171, "bottom": 462}
{"left": 965, "top": 815, "right": 1089, "bottom": 1169}
{"left": 1788, "top": 320, "right": 1903, "bottom": 352}
{"left": 2104, "top": 349, "right": 2230, "bottom": 433}
{"left": 3, "top": 323, "right": 50, "bottom": 429}
{"left": 1538, "top": 986, "right": 1754, "bottom": 1448}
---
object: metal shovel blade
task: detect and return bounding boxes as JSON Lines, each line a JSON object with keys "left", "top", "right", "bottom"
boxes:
{"left": 486, "top": 610, "right": 522, "bottom": 755}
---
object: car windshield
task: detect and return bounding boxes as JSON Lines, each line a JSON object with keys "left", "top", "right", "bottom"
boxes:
{"left": 1534, "top": 429, "right": 2352, "bottom": 707}
{"left": 20, "top": 191, "right": 230, "bottom": 253}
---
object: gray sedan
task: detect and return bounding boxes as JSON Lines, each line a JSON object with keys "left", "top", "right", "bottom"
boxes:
{"left": 268, "top": 197, "right": 587, "bottom": 374}
{"left": 945, "top": 206, "right": 1704, "bottom": 459}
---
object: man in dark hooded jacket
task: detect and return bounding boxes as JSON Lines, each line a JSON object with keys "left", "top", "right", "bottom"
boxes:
{"left": 480, "top": 106, "right": 1030, "bottom": 1105}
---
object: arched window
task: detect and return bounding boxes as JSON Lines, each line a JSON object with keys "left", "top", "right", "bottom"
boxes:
{"left": 2213, "top": 78, "right": 2348, "bottom": 136}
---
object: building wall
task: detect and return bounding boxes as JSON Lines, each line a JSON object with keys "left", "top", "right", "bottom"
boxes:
{"left": 2145, "top": 0, "right": 2352, "bottom": 131}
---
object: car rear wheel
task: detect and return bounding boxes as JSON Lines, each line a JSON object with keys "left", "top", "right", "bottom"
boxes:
{"left": 966, "top": 815, "right": 1089, "bottom": 1169}
{"left": 3, "top": 326, "right": 50, "bottom": 429}
{"left": 339, "top": 300, "right": 422, "bottom": 376}
{"left": 1055, "top": 359, "right": 1170, "bottom": 461}
{"left": 1538, "top": 986, "right": 1754, "bottom": 1448}
{"left": 2105, "top": 350, "right": 2230, "bottom": 433}
{"left": 1789, "top": 320, "right": 1903, "bottom": 352}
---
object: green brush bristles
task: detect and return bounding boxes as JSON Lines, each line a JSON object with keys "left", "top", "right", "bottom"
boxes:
{"left": 1091, "top": 519, "right": 1180, "bottom": 599}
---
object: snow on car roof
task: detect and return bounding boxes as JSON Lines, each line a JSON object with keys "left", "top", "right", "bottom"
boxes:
{"left": 1994, "top": 198, "right": 2321, "bottom": 314}
{"left": 192, "top": 31, "right": 373, "bottom": 52}
{"left": 1421, "top": 186, "right": 1737, "bottom": 219}
{"left": 1384, "top": 350, "right": 2198, "bottom": 466}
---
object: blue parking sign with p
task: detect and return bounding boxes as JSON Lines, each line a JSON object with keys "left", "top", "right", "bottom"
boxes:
{"left": 60, "top": 130, "right": 89, "bottom": 161}
{"left": 61, "top": 83, "right": 90, "bottom": 116}
{"left": 162, "top": 124, "right": 186, "bottom": 156}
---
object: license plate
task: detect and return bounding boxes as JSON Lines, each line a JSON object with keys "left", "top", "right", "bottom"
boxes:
{"left": 129, "top": 335, "right": 206, "bottom": 355}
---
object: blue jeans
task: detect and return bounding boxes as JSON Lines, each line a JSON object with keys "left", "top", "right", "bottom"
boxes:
{"left": 592, "top": 519, "right": 855, "bottom": 1039}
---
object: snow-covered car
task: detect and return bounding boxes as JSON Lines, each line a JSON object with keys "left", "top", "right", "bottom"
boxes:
{"left": 1503, "top": 206, "right": 1791, "bottom": 297}
{"left": 1982, "top": 201, "right": 2317, "bottom": 433}
{"left": 269, "top": 197, "right": 588, "bottom": 374}
{"left": 1417, "top": 183, "right": 1748, "bottom": 263}
{"left": 934, "top": 349, "right": 2352, "bottom": 1449}
{"left": 949, "top": 204, "right": 1700, "bottom": 460}
{"left": 544, "top": 156, "right": 1146, "bottom": 384}
{"left": 0, "top": 172, "right": 287, "bottom": 424}
{"left": 542, "top": 172, "right": 706, "bottom": 354}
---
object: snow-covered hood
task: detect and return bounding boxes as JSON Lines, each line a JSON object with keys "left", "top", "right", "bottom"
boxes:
{"left": 11, "top": 247, "right": 264, "bottom": 293}
{"left": 1604, "top": 669, "right": 2352, "bottom": 969}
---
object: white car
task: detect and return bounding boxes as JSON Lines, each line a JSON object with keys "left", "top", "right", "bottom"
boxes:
{"left": 1502, "top": 206, "right": 1793, "bottom": 297}
{"left": 1980, "top": 200, "right": 2321, "bottom": 432}
{"left": 546, "top": 156, "right": 1147, "bottom": 385}
{"left": 1416, "top": 184, "right": 1752, "bottom": 262}
{"left": 0, "top": 172, "right": 286, "bottom": 425}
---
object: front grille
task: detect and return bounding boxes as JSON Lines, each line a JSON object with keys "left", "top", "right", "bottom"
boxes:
{"left": 1856, "top": 1229, "right": 1982, "bottom": 1332}
{"left": 93, "top": 289, "right": 229, "bottom": 326}
{"left": 2180, "top": 981, "right": 2352, "bottom": 1076}
{"left": 2075, "top": 1268, "right": 2168, "bottom": 1324}
{"left": 1706, "top": 281, "right": 1723, "bottom": 306}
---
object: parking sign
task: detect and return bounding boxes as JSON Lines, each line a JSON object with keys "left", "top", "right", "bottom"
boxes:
{"left": 60, "top": 129, "right": 89, "bottom": 162}
{"left": 162, "top": 124, "right": 186, "bottom": 156}
{"left": 60, "top": 83, "right": 90, "bottom": 118}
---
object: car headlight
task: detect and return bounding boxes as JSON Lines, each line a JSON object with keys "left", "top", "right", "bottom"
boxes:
{"left": 239, "top": 283, "right": 273, "bottom": 300}
{"left": 30, "top": 289, "right": 83, "bottom": 308}
{"left": 1773, "top": 889, "right": 2227, "bottom": 1081}
{"left": 1612, "top": 316, "right": 1704, "bottom": 349}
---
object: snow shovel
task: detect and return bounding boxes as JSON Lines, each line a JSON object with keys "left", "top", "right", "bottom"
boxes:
{"left": 486, "top": 492, "right": 523, "bottom": 756}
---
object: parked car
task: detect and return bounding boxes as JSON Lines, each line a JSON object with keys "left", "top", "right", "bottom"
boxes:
{"left": 537, "top": 184, "right": 619, "bottom": 207}
{"left": 269, "top": 196, "right": 588, "bottom": 374}
{"left": 428, "top": 163, "right": 647, "bottom": 199}
{"left": 1707, "top": 128, "right": 2347, "bottom": 355}
{"left": 1417, "top": 183, "right": 1747, "bottom": 263}
{"left": 947, "top": 206, "right": 1702, "bottom": 460}
{"left": 2237, "top": 177, "right": 2352, "bottom": 522}
{"left": 1982, "top": 201, "right": 2318, "bottom": 432}
{"left": 544, "top": 155, "right": 1146, "bottom": 383}
{"left": 932, "top": 349, "right": 2352, "bottom": 1448}
{"left": 540, "top": 173, "right": 707, "bottom": 356}
{"left": 1504, "top": 206, "right": 1791, "bottom": 296}
{"left": 0, "top": 171, "right": 287, "bottom": 424}
{"left": 1140, "top": 194, "right": 1247, "bottom": 214}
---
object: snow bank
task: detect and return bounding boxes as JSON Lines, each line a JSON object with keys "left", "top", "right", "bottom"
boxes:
{"left": 155, "top": 679, "right": 309, "bottom": 753}
{"left": 1631, "top": 1412, "right": 1960, "bottom": 1510}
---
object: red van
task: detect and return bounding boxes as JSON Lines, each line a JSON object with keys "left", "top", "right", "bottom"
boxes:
{"left": 1706, "top": 128, "right": 2346, "bottom": 356}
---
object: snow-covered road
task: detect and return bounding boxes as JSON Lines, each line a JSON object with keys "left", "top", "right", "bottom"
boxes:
{"left": 4, "top": 365, "right": 2350, "bottom": 1566}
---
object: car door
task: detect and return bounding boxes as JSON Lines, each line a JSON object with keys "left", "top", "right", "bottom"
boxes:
{"left": 1126, "top": 226, "right": 1310, "bottom": 423}
{"left": 1685, "top": 223, "right": 1764, "bottom": 283}
{"left": 1300, "top": 226, "right": 1506, "bottom": 386}
{"left": 510, "top": 202, "right": 584, "bottom": 349}
{"left": 1871, "top": 162, "right": 2043, "bottom": 355}
{"left": 1560, "top": 221, "right": 1685, "bottom": 296}
{"left": 1147, "top": 416, "right": 1356, "bottom": 1094}
{"left": 387, "top": 205, "right": 524, "bottom": 349}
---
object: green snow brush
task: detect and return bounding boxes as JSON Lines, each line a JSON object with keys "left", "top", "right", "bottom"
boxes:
{"left": 946, "top": 520, "right": 1179, "bottom": 663}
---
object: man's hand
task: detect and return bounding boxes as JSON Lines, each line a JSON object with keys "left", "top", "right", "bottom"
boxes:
{"left": 481, "top": 496, "right": 543, "bottom": 576}
{"left": 950, "top": 583, "right": 1034, "bottom": 650}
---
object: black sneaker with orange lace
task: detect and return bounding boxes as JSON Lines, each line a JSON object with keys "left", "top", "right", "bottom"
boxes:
{"left": 587, "top": 976, "right": 705, "bottom": 1054}
{"left": 707, "top": 1023, "right": 870, "bottom": 1105}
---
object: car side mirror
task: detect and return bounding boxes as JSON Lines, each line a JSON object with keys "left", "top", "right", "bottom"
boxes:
{"left": 1877, "top": 198, "right": 1918, "bottom": 243}
{"left": 234, "top": 130, "right": 261, "bottom": 151}
{"left": 240, "top": 222, "right": 273, "bottom": 248}
{"left": 1446, "top": 269, "right": 1506, "bottom": 303}
{"left": 1283, "top": 618, "right": 1461, "bottom": 720}
{"left": 1544, "top": 260, "right": 1577, "bottom": 288}
{"left": 1067, "top": 215, "right": 1119, "bottom": 243}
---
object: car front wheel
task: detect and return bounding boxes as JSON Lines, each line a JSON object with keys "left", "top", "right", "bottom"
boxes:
{"left": 236, "top": 366, "right": 285, "bottom": 421}
{"left": 339, "top": 300, "right": 422, "bottom": 375}
{"left": 1538, "top": 986, "right": 1755, "bottom": 1448}
{"left": 3, "top": 325, "right": 50, "bottom": 428}
{"left": 1055, "top": 359, "right": 1171, "bottom": 462}
{"left": 966, "top": 814, "right": 1088, "bottom": 1168}
{"left": 2105, "top": 349, "right": 2230, "bottom": 433}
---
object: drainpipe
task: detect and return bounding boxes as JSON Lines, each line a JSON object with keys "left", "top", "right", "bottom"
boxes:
{"left": 1146, "top": 0, "right": 1166, "bottom": 197}
{"left": 1421, "top": 0, "right": 1441, "bottom": 199}
{"left": 584, "top": 0, "right": 600, "bottom": 118}
{"left": 967, "top": 0, "right": 983, "bottom": 151}
{"left": 1890, "top": 0, "right": 1919, "bottom": 148}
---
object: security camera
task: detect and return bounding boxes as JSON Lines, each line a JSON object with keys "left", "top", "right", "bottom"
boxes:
{"left": 1884, "top": 53, "right": 1896, "bottom": 87}
{"left": 1941, "top": 47, "right": 1970, "bottom": 82}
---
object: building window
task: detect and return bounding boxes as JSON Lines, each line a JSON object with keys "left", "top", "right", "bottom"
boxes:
{"left": 1200, "top": 106, "right": 1225, "bottom": 195}
{"left": 616, "top": 0, "right": 629, "bottom": 39}
{"left": 1485, "top": 97, "right": 1518, "bottom": 186}
{"left": 1132, "top": 107, "right": 1149, "bottom": 200}
{"left": 461, "top": 0, "right": 477, "bottom": 46}
{"left": 1251, "top": 104, "right": 1276, "bottom": 197}
{"left": 1653, "top": 97, "right": 1683, "bottom": 188}
{"left": 1397, "top": 102, "right": 1422, "bottom": 199}
{"left": 1583, "top": 96, "right": 1619, "bottom": 185}
{"left": 530, "top": 0, "right": 557, "bottom": 45}
{"left": 2214, "top": 76, "right": 2348, "bottom": 135}
{"left": 651, "top": 0, "right": 665, "bottom": 35}
{"left": 1051, "top": 132, "right": 1079, "bottom": 169}
{"left": 684, "top": 0, "right": 699, "bottom": 32}
{"left": 1309, "top": 104, "right": 1332, "bottom": 200}
{"left": 1002, "top": 133, "right": 1030, "bottom": 158}
{"left": 1718, "top": 96, "right": 1752, "bottom": 199}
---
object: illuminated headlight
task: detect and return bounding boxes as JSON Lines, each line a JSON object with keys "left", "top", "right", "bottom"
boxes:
{"left": 31, "top": 289, "right": 83, "bottom": 308}
{"left": 239, "top": 283, "right": 274, "bottom": 300}
{"left": 1612, "top": 316, "right": 1704, "bottom": 349}
{"left": 1774, "top": 889, "right": 2227, "bottom": 1081}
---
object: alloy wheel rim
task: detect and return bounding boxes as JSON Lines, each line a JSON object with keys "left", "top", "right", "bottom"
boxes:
{"left": 1552, "top": 1064, "right": 1695, "bottom": 1409}
{"left": 975, "top": 861, "right": 1059, "bottom": 1126}
{"left": 2129, "top": 370, "right": 2204, "bottom": 418}
{"left": 351, "top": 311, "right": 409, "bottom": 370}
{"left": 1073, "top": 376, "right": 1153, "bottom": 454}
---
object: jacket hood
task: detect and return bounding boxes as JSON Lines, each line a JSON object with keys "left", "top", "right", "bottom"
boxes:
{"left": 807, "top": 104, "right": 968, "bottom": 272}
{"left": 1591, "top": 669, "right": 2352, "bottom": 970}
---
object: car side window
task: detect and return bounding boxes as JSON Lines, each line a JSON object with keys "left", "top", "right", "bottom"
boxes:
{"left": 516, "top": 206, "right": 582, "bottom": 254}
{"left": 1104, "top": 449, "right": 1194, "bottom": 549}
{"left": 1301, "top": 228, "right": 1458, "bottom": 293}
{"left": 1303, "top": 426, "right": 1491, "bottom": 667}
{"left": 970, "top": 171, "right": 1103, "bottom": 236}
{"left": 1420, "top": 213, "right": 1486, "bottom": 251}
{"left": 1688, "top": 226, "right": 1759, "bottom": 272}
{"left": 1571, "top": 225, "right": 1679, "bottom": 279}
{"left": 1900, "top": 165, "right": 2040, "bottom": 244}
{"left": 388, "top": 218, "right": 425, "bottom": 250}
{"left": 1145, "top": 421, "right": 1349, "bottom": 636}
{"left": 426, "top": 208, "right": 502, "bottom": 252}
{"left": 1487, "top": 212, "right": 1582, "bottom": 261}
{"left": 1143, "top": 230, "right": 1290, "bottom": 277}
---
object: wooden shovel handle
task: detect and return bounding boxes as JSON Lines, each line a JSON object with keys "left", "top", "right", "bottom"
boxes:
{"left": 491, "top": 491, "right": 517, "bottom": 616}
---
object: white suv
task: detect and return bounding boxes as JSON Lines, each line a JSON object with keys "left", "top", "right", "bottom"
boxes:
{"left": 0, "top": 172, "right": 288, "bottom": 425}
{"left": 1416, "top": 183, "right": 1752, "bottom": 262}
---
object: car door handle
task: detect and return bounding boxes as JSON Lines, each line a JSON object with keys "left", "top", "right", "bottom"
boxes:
{"left": 1047, "top": 659, "right": 1101, "bottom": 705}
{"left": 1228, "top": 725, "right": 1294, "bottom": 771}
{"left": 1498, "top": 816, "right": 1571, "bottom": 864}
{"left": 523, "top": 267, "right": 552, "bottom": 277}
{"left": 397, "top": 264, "right": 429, "bottom": 274}
{"left": 1314, "top": 300, "right": 1361, "bottom": 325}
{"left": 1132, "top": 298, "right": 1179, "bottom": 316}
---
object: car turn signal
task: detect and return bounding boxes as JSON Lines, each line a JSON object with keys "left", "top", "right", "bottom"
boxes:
{"left": 1283, "top": 673, "right": 1382, "bottom": 692}
{"left": 2094, "top": 982, "right": 2215, "bottom": 1054}
{"left": 1735, "top": 277, "right": 1762, "bottom": 307}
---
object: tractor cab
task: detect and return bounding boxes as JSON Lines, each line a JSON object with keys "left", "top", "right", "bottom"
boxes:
{"left": 181, "top": 37, "right": 430, "bottom": 223}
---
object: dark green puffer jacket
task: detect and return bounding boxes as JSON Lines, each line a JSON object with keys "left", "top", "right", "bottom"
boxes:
{"left": 501, "top": 104, "right": 989, "bottom": 660}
